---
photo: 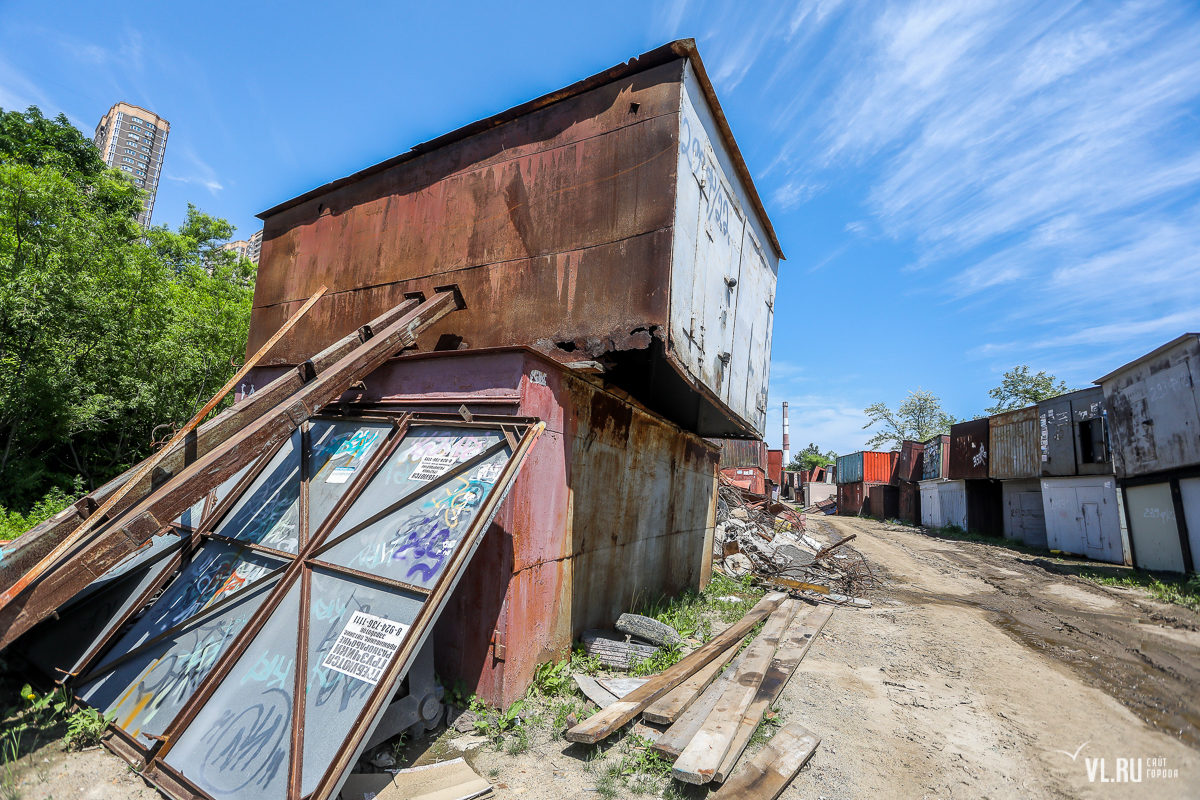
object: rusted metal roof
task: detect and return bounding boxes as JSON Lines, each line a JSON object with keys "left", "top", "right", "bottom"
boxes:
{"left": 257, "top": 39, "right": 783, "bottom": 260}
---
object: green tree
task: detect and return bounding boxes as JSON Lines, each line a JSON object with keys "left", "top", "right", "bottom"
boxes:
{"left": 863, "top": 390, "right": 956, "bottom": 451}
{"left": 0, "top": 105, "right": 254, "bottom": 511}
{"left": 787, "top": 442, "right": 837, "bottom": 471}
{"left": 986, "top": 365, "right": 1070, "bottom": 414}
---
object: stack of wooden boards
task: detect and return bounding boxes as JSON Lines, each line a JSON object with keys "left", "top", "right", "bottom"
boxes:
{"left": 565, "top": 593, "right": 833, "bottom": 798}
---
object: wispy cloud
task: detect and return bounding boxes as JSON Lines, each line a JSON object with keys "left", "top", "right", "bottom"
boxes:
{"left": 166, "top": 143, "right": 224, "bottom": 193}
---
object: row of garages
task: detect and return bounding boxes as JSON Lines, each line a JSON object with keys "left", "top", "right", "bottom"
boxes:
{"left": 834, "top": 333, "right": 1200, "bottom": 573}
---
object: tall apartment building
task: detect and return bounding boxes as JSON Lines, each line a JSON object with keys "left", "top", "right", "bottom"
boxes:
{"left": 93, "top": 102, "right": 169, "bottom": 226}
{"left": 220, "top": 230, "right": 264, "bottom": 265}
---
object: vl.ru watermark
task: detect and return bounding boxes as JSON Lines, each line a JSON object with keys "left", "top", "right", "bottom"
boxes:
{"left": 1057, "top": 743, "right": 1180, "bottom": 782}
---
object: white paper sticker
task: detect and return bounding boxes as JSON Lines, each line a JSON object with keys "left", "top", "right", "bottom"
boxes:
{"left": 326, "top": 466, "right": 357, "bottom": 484}
{"left": 321, "top": 611, "right": 409, "bottom": 685}
{"left": 410, "top": 454, "right": 457, "bottom": 482}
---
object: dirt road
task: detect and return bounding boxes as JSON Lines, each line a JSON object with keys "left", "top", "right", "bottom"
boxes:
{"left": 5, "top": 517, "right": 1198, "bottom": 799}
{"left": 787, "top": 515, "right": 1200, "bottom": 799}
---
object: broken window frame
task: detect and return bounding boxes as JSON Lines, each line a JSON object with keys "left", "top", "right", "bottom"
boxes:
{"left": 59, "top": 411, "right": 541, "bottom": 800}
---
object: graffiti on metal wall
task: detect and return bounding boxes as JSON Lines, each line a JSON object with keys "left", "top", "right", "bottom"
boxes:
{"left": 679, "top": 116, "right": 732, "bottom": 242}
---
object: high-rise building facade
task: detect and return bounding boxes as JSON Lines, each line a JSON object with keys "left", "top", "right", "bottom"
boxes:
{"left": 220, "top": 230, "right": 264, "bottom": 265}
{"left": 93, "top": 102, "right": 169, "bottom": 226}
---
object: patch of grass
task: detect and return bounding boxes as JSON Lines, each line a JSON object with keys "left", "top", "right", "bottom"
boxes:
{"left": 530, "top": 658, "right": 575, "bottom": 697}
{"left": 62, "top": 706, "right": 113, "bottom": 750}
{"left": 469, "top": 697, "right": 525, "bottom": 747}
{"left": 1079, "top": 569, "right": 1200, "bottom": 612}
{"left": 504, "top": 725, "right": 529, "bottom": 756}
{"left": 747, "top": 705, "right": 784, "bottom": 749}
{"left": 1, "top": 729, "right": 22, "bottom": 800}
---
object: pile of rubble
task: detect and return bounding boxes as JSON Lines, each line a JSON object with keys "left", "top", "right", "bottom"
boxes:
{"left": 712, "top": 475, "right": 877, "bottom": 606}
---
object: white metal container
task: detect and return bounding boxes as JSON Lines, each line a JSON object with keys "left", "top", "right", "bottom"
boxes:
{"left": 919, "top": 480, "right": 942, "bottom": 527}
{"left": 1002, "top": 479, "right": 1047, "bottom": 548}
{"left": 1041, "top": 476, "right": 1131, "bottom": 565}
{"left": 939, "top": 481, "right": 968, "bottom": 530}
{"left": 1123, "top": 482, "right": 1186, "bottom": 571}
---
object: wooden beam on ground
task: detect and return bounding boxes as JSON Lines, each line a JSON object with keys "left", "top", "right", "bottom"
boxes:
{"left": 710, "top": 722, "right": 820, "bottom": 800}
{"left": 574, "top": 675, "right": 618, "bottom": 709}
{"left": 713, "top": 603, "right": 834, "bottom": 783}
{"left": 652, "top": 650, "right": 748, "bottom": 761}
{"left": 671, "top": 600, "right": 800, "bottom": 784}
{"left": 563, "top": 592, "right": 788, "bottom": 745}
{"left": 643, "top": 640, "right": 739, "bottom": 725}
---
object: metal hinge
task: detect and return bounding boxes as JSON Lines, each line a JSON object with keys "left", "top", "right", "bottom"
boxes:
{"left": 492, "top": 629, "right": 506, "bottom": 660}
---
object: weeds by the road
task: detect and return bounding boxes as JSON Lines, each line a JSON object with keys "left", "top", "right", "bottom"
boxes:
{"left": 1079, "top": 568, "right": 1200, "bottom": 612}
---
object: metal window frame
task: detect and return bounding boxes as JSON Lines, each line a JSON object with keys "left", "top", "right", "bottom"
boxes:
{"left": 66, "top": 412, "right": 542, "bottom": 800}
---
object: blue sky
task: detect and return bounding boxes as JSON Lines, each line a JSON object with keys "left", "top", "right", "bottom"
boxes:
{"left": 2, "top": 0, "right": 1198, "bottom": 454}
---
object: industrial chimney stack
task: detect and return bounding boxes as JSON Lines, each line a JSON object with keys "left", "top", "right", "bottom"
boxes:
{"left": 782, "top": 401, "right": 790, "bottom": 468}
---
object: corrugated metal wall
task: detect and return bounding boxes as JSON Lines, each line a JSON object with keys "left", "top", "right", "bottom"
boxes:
{"left": 990, "top": 407, "right": 1040, "bottom": 479}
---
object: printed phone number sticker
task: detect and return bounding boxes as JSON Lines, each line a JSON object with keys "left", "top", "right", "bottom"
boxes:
{"left": 321, "top": 611, "right": 409, "bottom": 685}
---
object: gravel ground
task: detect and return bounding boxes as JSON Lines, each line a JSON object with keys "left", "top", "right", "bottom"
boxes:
{"left": 4, "top": 516, "right": 1198, "bottom": 799}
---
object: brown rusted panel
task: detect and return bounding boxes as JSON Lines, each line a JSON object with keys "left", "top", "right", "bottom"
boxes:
{"left": 767, "top": 450, "right": 783, "bottom": 485}
{"left": 867, "top": 484, "right": 899, "bottom": 519}
{"left": 989, "top": 406, "right": 1040, "bottom": 480}
{"left": 710, "top": 439, "right": 767, "bottom": 470}
{"left": 899, "top": 480, "right": 921, "bottom": 525}
{"left": 894, "top": 441, "right": 925, "bottom": 483}
{"left": 948, "top": 418, "right": 991, "bottom": 480}
{"left": 248, "top": 230, "right": 673, "bottom": 366}
{"left": 372, "top": 349, "right": 717, "bottom": 708}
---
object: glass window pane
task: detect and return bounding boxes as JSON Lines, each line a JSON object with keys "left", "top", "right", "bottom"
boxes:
{"left": 306, "top": 420, "right": 389, "bottom": 528}
{"left": 175, "top": 497, "right": 207, "bottom": 530}
{"left": 165, "top": 585, "right": 300, "bottom": 800}
{"left": 78, "top": 561, "right": 280, "bottom": 746}
{"left": 214, "top": 431, "right": 302, "bottom": 553}
{"left": 300, "top": 568, "right": 422, "bottom": 795}
{"left": 318, "top": 439, "right": 509, "bottom": 590}
{"left": 331, "top": 427, "right": 505, "bottom": 535}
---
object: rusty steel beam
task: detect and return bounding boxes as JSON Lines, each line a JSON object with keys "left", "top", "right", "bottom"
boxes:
{"left": 0, "top": 294, "right": 424, "bottom": 607}
{"left": 0, "top": 289, "right": 462, "bottom": 650}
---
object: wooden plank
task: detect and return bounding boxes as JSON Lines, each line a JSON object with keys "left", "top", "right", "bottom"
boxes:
{"left": 563, "top": 592, "right": 788, "bottom": 745}
{"left": 643, "top": 640, "right": 739, "bottom": 724}
{"left": 671, "top": 600, "right": 800, "bottom": 784}
{"left": 575, "top": 675, "right": 618, "bottom": 709}
{"left": 597, "top": 677, "right": 650, "bottom": 698}
{"left": 710, "top": 722, "right": 820, "bottom": 800}
{"left": 713, "top": 604, "right": 834, "bottom": 783}
{"left": 652, "top": 603, "right": 797, "bottom": 761}
{"left": 652, "top": 652, "right": 747, "bottom": 760}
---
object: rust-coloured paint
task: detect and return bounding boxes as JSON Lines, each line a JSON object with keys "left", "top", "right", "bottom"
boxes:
{"left": 331, "top": 348, "right": 719, "bottom": 707}
{"left": 767, "top": 449, "right": 783, "bottom": 485}
{"left": 898, "top": 480, "right": 921, "bottom": 525}
{"left": 867, "top": 484, "right": 900, "bottom": 519}
{"left": 246, "top": 41, "right": 782, "bottom": 440}
{"left": 949, "top": 419, "right": 991, "bottom": 480}
{"left": 721, "top": 466, "right": 766, "bottom": 495}
{"left": 837, "top": 481, "right": 887, "bottom": 516}
{"left": 989, "top": 406, "right": 1040, "bottom": 480}
{"left": 712, "top": 439, "right": 768, "bottom": 470}
{"left": 893, "top": 441, "right": 925, "bottom": 483}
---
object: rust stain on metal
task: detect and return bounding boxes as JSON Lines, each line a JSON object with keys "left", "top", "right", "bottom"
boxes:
{"left": 948, "top": 418, "right": 990, "bottom": 480}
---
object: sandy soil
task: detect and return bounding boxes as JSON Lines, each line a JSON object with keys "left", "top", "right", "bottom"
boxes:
{"left": 5, "top": 517, "right": 1198, "bottom": 799}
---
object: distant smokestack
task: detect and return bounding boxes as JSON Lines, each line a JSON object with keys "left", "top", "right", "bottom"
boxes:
{"left": 782, "top": 402, "right": 790, "bottom": 467}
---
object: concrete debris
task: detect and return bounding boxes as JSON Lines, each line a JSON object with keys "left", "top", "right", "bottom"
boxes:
{"left": 616, "top": 613, "right": 682, "bottom": 646}
{"left": 714, "top": 473, "right": 879, "bottom": 601}
{"left": 580, "top": 629, "right": 659, "bottom": 669}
